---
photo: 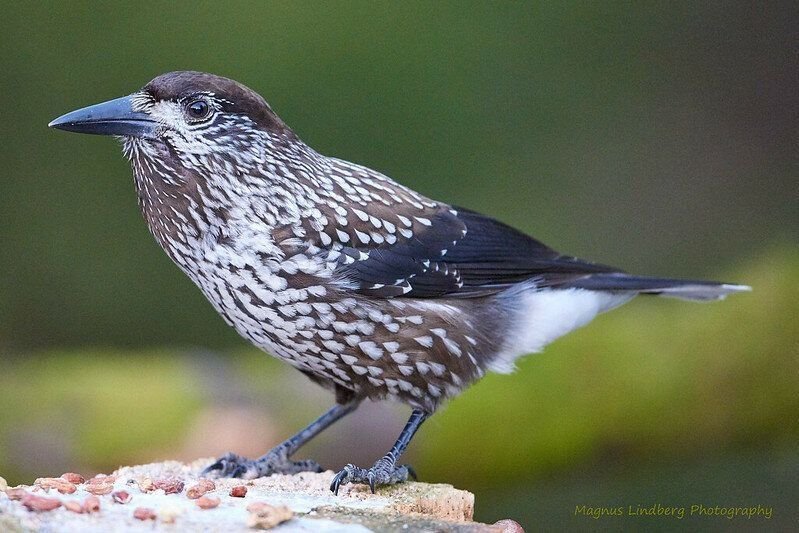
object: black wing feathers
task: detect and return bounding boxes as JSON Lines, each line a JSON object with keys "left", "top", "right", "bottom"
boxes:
{"left": 334, "top": 206, "right": 623, "bottom": 299}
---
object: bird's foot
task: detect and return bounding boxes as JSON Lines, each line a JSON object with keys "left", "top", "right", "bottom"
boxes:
{"left": 202, "top": 450, "right": 323, "bottom": 479}
{"left": 330, "top": 456, "right": 416, "bottom": 495}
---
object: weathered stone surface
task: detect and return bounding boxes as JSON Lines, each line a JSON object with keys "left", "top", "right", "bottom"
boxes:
{"left": 0, "top": 459, "right": 504, "bottom": 532}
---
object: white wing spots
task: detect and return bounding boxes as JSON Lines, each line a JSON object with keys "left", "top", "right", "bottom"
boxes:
{"left": 398, "top": 365, "right": 414, "bottom": 376}
{"left": 390, "top": 352, "right": 409, "bottom": 364}
{"left": 336, "top": 229, "right": 350, "bottom": 243}
{"left": 415, "top": 361, "right": 430, "bottom": 375}
{"left": 295, "top": 302, "right": 312, "bottom": 315}
{"left": 430, "top": 328, "right": 447, "bottom": 338}
{"left": 307, "top": 285, "right": 327, "bottom": 297}
{"left": 358, "top": 341, "right": 383, "bottom": 360}
{"left": 367, "top": 366, "right": 383, "bottom": 377}
{"left": 344, "top": 334, "right": 360, "bottom": 346}
{"left": 399, "top": 228, "right": 413, "bottom": 239}
{"left": 443, "top": 337, "right": 462, "bottom": 357}
{"left": 332, "top": 368, "right": 351, "bottom": 382}
{"left": 383, "top": 221, "right": 396, "bottom": 233}
{"left": 414, "top": 216, "right": 432, "bottom": 226}
{"left": 384, "top": 322, "right": 401, "bottom": 333}
{"left": 429, "top": 362, "right": 447, "bottom": 376}
{"left": 351, "top": 365, "right": 368, "bottom": 375}
{"left": 464, "top": 335, "right": 478, "bottom": 346}
{"left": 320, "top": 232, "right": 332, "bottom": 246}
{"left": 382, "top": 341, "right": 400, "bottom": 352}
{"left": 397, "top": 215, "right": 412, "bottom": 227}
{"left": 367, "top": 376, "right": 384, "bottom": 387}
{"left": 340, "top": 354, "right": 358, "bottom": 365}
{"left": 322, "top": 340, "right": 346, "bottom": 353}
{"left": 414, "top": 335, "right": 434, "bottom": 348}
{"left": 397, "top": 379, "right": 414, "bottom": 391}
{"left": 320, "top": 351, "right": 338, "bottom": 362}
{"left": 352, "top": 209, "right": 369, "bottom": 222}
{"left": 354, "top": 229, "right": 370, "bottom": 244}
{"left": 317, "top": 330, "right": 334, "bottom": 340}
{"left": 427, "top": 384, "right": 441, "bottom": 397}
{"left": 356, "top": 322, "right": 375, "bottom": 335}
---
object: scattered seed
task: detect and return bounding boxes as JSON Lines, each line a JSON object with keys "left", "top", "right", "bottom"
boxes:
{"left": 85, "top": 482, "right": 114, "bottom": 496}
{"left": 196, "top": 495, "right": 221, "bottom": 509}
{"left": 83, "top": 495, "right": 101, "bottom": 513}
{"left": 60, "top": 473, "right": 85, "bottom": 484}
{"left": 87, "top": 475, "right": 116, "bottom": 485}
{"left": 132, "top": 476, "right": 155, "bottom": 492}
{"left": 64, "top": 500, "right": 84, "bottom": 514}
{"left": 230, "top": 485, "right": 248, "bottom": 498}
{"left": 153, "top": 478, "right": 185, "bottom": 494}
{"left": 35, "top": 477, "right": 77, "bottom": 494}
{"left": 21, "top": 494, "right": 62, "bottom": 512}
{"left": 186, "top": 478, "right": 215, "bottom": 499}
{"left": 246, "top": 502, "right": 293, "bottom": 529}
{"left": 5, "top": 488, "right": 26, "bottom": 500}
{"left": 133, "top": 507, "right": 157, "bottom": 521}
{"left": 112, "top": 490, "right": 132, "bottom": 504}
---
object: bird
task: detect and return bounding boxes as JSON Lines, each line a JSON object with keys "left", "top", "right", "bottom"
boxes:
{"left": 49, "top": 71, "right": 750, "bottom": 494}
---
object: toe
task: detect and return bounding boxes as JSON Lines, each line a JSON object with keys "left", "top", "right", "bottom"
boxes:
{"left": 202, "top": 452, "right": 251, "bottom": 478}
{"left": 330, "top": 469, "right": 348, "bottom": 495}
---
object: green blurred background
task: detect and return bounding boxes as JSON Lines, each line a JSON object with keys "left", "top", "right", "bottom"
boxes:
{"left": 0, "top": 1, "right": 796, "bottom": 529}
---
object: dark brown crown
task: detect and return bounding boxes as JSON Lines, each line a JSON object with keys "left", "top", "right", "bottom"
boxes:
{"left": 143, "top": 71, "right": 290, "bottom": 134}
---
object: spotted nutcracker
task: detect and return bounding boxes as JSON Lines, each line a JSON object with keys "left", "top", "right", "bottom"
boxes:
{"left": 49, "top": 71, "right": 749, "bottom": 493}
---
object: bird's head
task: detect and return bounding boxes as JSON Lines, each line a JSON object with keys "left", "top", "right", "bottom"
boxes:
{"left": 49, "top": 71, "right": 294, "bottom": 173}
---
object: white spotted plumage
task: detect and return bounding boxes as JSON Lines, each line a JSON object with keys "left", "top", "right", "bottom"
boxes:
{"left": 114, "top": 72, "right": 749, "bottom": 414}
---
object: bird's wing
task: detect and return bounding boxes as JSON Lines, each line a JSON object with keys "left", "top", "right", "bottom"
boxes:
{"left": 329, "top": 205, "right": 621, "bottom": 298}
{"left": 270, "top": 159, "right": 619, "bottom": 299}
{"left": 304, "top": 202, "right": 618, "bottom": 298}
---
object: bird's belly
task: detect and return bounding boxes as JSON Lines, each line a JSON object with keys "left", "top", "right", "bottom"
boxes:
{"left": 180, "top": 256, "right": 490, "bottom": 410}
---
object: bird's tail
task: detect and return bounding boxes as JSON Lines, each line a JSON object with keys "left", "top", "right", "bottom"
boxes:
{"left": 563, "top": 273, "right": 752, "bottom": 301}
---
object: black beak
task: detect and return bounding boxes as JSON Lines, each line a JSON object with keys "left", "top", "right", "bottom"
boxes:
{"left": 48, "top": 95, "right": 157, "bottom": 138}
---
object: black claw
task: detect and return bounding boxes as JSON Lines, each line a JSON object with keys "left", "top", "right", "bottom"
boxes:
{"left": 368, "top": 473, "right": 376, "bottom": 494}
{"left": 201, "top": 461, "right": 222, "bottom": 476}
{"left": 330, "top": 471, "right": 345, "bottom": 495}
{"left": 406, "top": 465, "right": 418, "bottom": 481}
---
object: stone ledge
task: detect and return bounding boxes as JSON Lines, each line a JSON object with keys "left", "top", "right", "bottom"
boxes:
{"left": 0, "top": 459, "right": 520, "bottom": 532}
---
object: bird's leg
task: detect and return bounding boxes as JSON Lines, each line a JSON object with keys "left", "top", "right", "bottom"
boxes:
{"left": 330, "top": 409, "right": 428, "bottom": 494}
{"left": 203, "top": 399, "right": 360, "bottom": 479}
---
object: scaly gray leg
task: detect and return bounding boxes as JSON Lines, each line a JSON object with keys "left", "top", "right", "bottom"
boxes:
{"left": 203, "top": 399, "right": 360, "bottom": 479}
{"left": 330, "top": 409, "right": 428, "bottom": 494}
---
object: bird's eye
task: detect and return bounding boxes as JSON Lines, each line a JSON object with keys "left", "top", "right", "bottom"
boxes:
{"left": 186, "top": 99, "right": 210, "bottom": 120}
